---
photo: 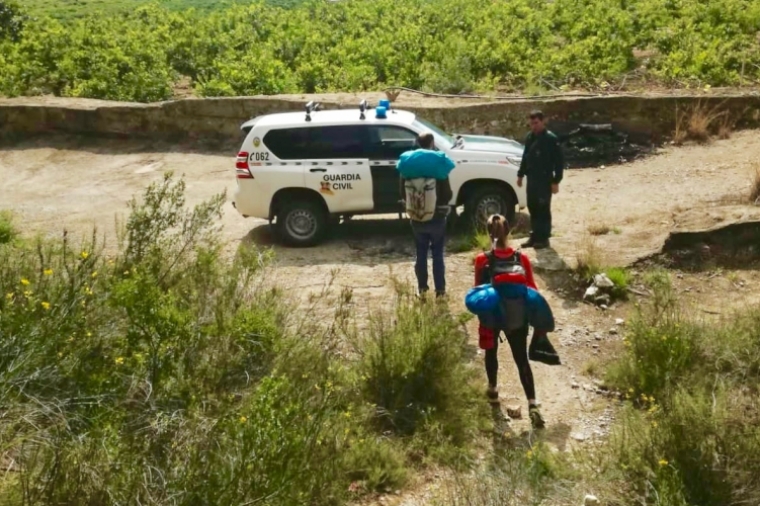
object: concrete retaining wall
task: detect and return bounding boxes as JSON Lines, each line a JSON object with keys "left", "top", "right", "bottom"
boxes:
{"left": 2, "top": 93, "right": 760, "bottom": 146}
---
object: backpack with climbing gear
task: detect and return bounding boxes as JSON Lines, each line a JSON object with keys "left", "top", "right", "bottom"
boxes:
{"left": 485, "top": 250, "right": 529, "bottom": 332}
{"left": 404, "top": 178, "right": 437, "bottom": 222}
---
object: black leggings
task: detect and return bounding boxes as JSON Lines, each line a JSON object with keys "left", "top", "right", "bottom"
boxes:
{"left": 484, "top": 326, "right": 536, "bottom": 401}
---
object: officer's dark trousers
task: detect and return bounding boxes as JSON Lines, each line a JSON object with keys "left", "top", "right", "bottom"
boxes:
{"left": 527, "top": 181, "right": 552, "bottom": 243}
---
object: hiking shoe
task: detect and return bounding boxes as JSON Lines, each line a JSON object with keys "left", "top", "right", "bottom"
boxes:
{"left": 435, "top": 291, "right": 447, "bottom": 299}
{"left": 520, "top": 239, "right": 535, "bottom": 248}
{"left": 529, "top": 406, "right": 546, "bottom": 429}
{"left": 533, "top": 241, "right": 551, "bottom": 250}
{"left": 486, "top": 386, "right": 499, "bottom": 405}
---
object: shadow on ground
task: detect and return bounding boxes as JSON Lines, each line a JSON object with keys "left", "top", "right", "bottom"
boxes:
{"left": 241, "top": 213, "right": 533, "bottom": 268}
{"left": 490, "top": 403, "right": 572, "bottom": 454}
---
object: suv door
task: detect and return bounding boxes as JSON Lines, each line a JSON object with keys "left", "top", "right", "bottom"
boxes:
{"left": 264, "top": 125, "right": 374, "bottom": 214}
{"left": 366, "top": 125, "right": 418, "bottom": 213}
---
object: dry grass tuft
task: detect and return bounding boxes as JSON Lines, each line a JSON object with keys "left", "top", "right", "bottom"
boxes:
{"left": 673, "top": 101, "right": 729, "bottom": 145}
{"left": 751, "top": 166, "right": 760, "bottom": 205}
{"left": 717, "top": 116, "right": 735, "bottom": 140}
{"left": 588, "top": 223, "right": 612, "bottom": 236}
{"left": 575, "top": 232, "right": 604, "bottom": 280}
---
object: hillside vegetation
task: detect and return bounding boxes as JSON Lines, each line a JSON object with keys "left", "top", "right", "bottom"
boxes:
{"left": 0, "top": 175, "right": 486, "bottom": 504}
{"left": 1, "top": 0, "right": 759, "bottom": 102}
{"left": 23, "top": 0, "right": 304, "bottom": 19}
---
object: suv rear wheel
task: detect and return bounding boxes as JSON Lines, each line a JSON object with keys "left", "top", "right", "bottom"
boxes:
{"left": 466, "top": 187, "right": 517, "bottom": 231}
{"left": 275, "top": 199, "right": 328, "bottom": 247}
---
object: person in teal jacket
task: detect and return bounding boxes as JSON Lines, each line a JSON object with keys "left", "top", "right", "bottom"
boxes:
{"left": 396, "top": 132, "right": 456, "bottom": 297}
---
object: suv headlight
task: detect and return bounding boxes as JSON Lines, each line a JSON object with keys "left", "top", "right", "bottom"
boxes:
{"left": 506, "top": 156, "right": 522, "bottom": 166}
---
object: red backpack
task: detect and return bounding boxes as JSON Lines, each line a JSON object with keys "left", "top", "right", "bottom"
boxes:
{"left": 486, "top": 250, "right": 528, "bottom": 286}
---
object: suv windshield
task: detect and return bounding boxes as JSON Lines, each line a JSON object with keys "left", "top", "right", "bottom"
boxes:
{"left": 412, "top": 117, "right": 455, "bottom": 149}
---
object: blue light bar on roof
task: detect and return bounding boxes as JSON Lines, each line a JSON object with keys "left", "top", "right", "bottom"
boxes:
{"left": 375, "top": 106, "right": 387, "bottom": 119}
{"left": 378, "top": 99, "right": 390, "bottom": 109}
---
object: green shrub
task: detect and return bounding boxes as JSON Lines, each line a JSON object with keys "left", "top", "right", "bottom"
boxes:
{"left": 353, "top": 290, "right": 486, "bottom": 457}
{"left": 0, "top": 174, "right": 348, "bottom": 504}
{"left": 448, "top": 229, "right": 492, "bottom": 253}
{"left": 0, "top": 210, "right": 16, "bottom": 244}
{"left": 605, "top": 266, "right": 631, "bottom": 300}
{"left": 602, "top": 270, "right": 760, "bottom": 506}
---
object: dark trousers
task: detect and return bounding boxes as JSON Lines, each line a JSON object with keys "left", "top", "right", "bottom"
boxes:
{"left": 484, "top": 326, "right": 536, "bottom": 400}
{"left": 527, "top": 182, "right": 552, "bottom": 243}
{"left": 411, "top": 218, "right": 446, "bottom": 293}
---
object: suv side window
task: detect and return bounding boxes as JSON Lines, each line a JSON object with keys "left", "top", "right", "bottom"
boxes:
{"left": 366, "top": 126, "right": 418, "bottom": 160}
{"left": 263, "top": 126, "right": 368, "bottom": 160}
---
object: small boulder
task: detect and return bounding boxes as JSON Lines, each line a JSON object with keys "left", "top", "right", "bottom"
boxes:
{"left": 615, "top": 318, "right": 625, "bottom": 326}
{"left": 506, "top": 405, "right": 522, "bottom": 419}
{"left": 593, "top": 273, "right": 615, "bottom": 289}
{"left": 584, "top": 494, "right": 600, "bottom": 506}
{"left": 595, "top": 294, "right": 612, "bottom": 306}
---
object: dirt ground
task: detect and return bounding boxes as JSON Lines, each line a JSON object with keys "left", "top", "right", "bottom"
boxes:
{"left": 2, "top": 130, "right": 759, "bottom": 504}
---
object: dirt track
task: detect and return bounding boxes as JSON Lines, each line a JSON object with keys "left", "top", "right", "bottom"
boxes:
{"left": 2, "top": 131, "right": 760, "bottom": 503}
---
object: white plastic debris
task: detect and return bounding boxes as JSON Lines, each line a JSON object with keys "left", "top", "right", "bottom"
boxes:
{"left": 584, "top": 494, "right": 600, "bottom": 506}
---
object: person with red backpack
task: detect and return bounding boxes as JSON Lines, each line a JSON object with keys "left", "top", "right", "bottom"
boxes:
{"left": 472, "top": 214, "right": 557, "bottom": 429}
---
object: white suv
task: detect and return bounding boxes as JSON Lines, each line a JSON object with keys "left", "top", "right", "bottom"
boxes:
{"left": 232, "top": 100, "right": 527, "bottom": 246}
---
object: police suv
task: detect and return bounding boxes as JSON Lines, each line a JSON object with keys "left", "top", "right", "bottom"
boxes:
{"left": 233, "top": 100, "right": 527, "bottom": 246}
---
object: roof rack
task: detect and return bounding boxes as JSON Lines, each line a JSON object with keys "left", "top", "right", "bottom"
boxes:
{"left": 359, "top": 99, "right": 368, "bottom": 120}
{"left": 305, "top": 101, "right": 321, "bottom": 122}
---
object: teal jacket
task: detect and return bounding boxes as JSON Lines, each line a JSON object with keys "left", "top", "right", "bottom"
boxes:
{"left": 396, "top": 149, "right": 456, "bottom": 180}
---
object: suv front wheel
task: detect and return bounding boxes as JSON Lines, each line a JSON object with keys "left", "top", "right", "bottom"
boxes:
{"left": 275, "top": 199, "right": 328, "bottom": 247}
{"left": 466, "top": 187, "right": 517, "bottom": 231}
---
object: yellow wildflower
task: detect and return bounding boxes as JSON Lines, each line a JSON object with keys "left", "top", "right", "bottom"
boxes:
{"left": 114, "top": 357, "right": 125, "bottom": 365}
{"left": 628, "top": 388, "right": 635, "bottom": 393}
{"left": 658, "top": 459, "right": 668, "bottom": 467}
{"left": 86, "top": 332, "right": 92, "bottom": 337}
{"left": 44, "top": 269, "right": 53, "bottom": 276}
{"left": 80, "top": 251, "right": 89, "bottom": 260}
{"left": 91, "top": 271, "right": 98, "bottom": 279}
{"left": 526, "top": 450, "right": 534, "bottom": 459}
{"left": 23, "top": 290, "right": 32, "bottom": 298}
{"left": 5, "top": 292, "right": 13, "bottom": 300}
{"left": 20, "top": 278, "right": 30, "bottom": 286}
{"left": 651, "top": 421, "right": 659, "bottom": 428}
{"left": 239, "top": 416, "right": 248, "bottom": 424}
{"left": 84, "top": 286, "right": 93, "bottom": 296}
{"left": 41, "top": 301, "right": 51, "bottom": 310}
{"left": 57, "top": 352, "right": 63, "bottom": 358}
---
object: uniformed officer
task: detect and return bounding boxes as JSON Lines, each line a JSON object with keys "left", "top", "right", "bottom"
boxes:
{"left": 516, "top": 110, "right": 565, "bottom": 250}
